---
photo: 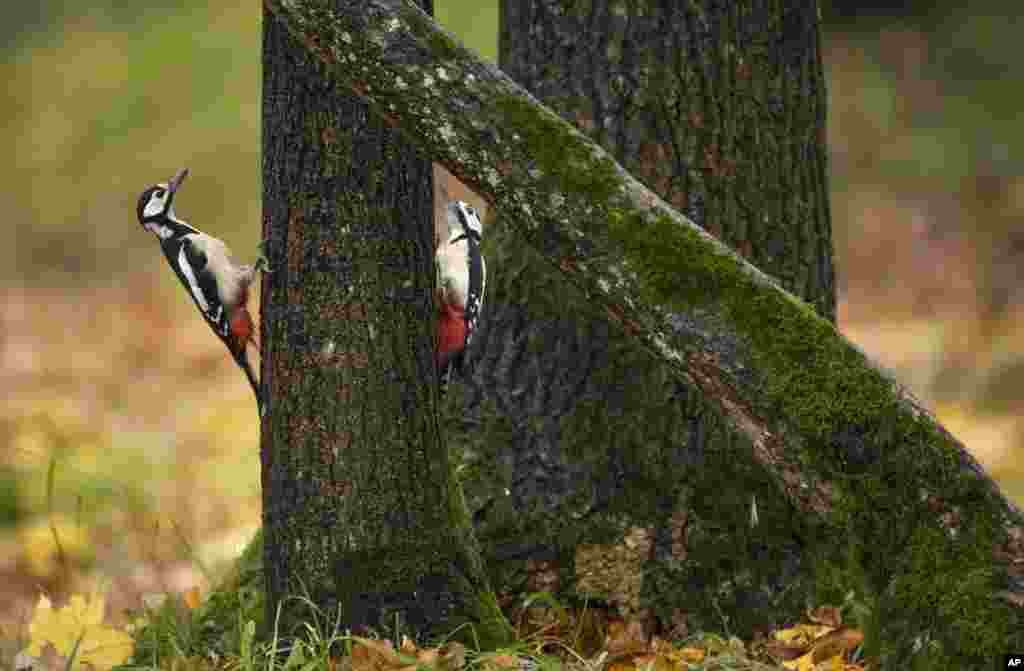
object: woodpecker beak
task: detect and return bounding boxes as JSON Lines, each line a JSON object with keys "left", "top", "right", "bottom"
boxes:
{"left": 167, "top": 168, "right": 189, "bottom": 195}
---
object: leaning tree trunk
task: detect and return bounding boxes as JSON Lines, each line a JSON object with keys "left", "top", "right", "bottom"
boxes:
{"left": 260, "top": 3, "right": 508, "bottom": 644}
{"left": 443, "top": 0, "right": 832, "bottom": 638}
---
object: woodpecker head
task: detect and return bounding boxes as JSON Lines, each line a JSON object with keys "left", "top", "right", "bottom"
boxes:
{"left": 137, "top": 168, "right": 189, "bottom": 235}
{"left": 446, "top": 201, "right": 482, "bottom": 243}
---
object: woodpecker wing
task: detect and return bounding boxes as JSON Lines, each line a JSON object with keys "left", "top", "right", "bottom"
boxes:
{"left": 168, "top": 236, "right": 233, "bottom": 342}
{"left": 464, "top": 238, "right": 485, "bottom": 346}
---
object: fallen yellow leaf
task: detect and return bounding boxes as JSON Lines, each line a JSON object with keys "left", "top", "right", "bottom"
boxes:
{"left": 810, "top": 627, "right": 864, "bottom": 664}
{"left": 774, "top": 623, "right": 833, "bottom": 646}
{"left": 781, "top": 651, "right": 816, "bottom": 671}
{"left": 27, "top": 593, "right": 134, "bottom": 671}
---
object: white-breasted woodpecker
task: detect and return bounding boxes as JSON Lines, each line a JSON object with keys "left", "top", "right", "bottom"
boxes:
{"left": 436, "top": 200, "right": 486, "bottom": 393}
{"left": 137, "top": 168, "right": 268, "bottom": 412}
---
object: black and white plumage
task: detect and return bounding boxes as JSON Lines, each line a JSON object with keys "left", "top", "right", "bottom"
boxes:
{"left": 435, "top": 200, "right": 486, "bottom": 392}
{"left": 137, "top": 168, "right": 267, "bottom": 412}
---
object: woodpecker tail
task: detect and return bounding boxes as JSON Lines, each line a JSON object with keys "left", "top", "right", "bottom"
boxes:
{"left": 226, "top": 305, "right": 262, "bottom": 413}
{"left": 436, "top": 347, "right": 468, "bottom": 400}
{"left": 234, "top": 349, "right": 263, "bottom": 415}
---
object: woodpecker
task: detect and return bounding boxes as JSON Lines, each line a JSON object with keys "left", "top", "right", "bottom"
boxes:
{"left": 436, "top": 200, "right": 486, "bottom": 393}
{"left": 137, "top": 168, "right": 268, "bottom": 412}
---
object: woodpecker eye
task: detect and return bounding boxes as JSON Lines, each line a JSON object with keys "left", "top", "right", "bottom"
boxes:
{"left": 154, "top": 189, "right": 166, "bottom": 199}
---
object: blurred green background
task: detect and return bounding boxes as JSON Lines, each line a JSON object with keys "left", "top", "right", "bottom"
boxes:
{"left": 2, "top": 0, "right": 1023, "bottom": 643}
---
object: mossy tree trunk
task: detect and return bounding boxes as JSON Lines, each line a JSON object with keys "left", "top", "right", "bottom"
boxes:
{"left": 501, "top": 0, "right": 834, "bottom": 316}
{"left": 447, "top": 0, "right": 832, "bottom": 638}
{"left": 260, "top": 3, "right": 509, "bottom": 644}
{"left": 263, "top": 1, "right": 1024, "bottom": 666}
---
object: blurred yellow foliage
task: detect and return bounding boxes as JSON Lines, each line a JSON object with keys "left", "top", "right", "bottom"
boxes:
{"left": 7, "top": 400, "right": 95, "bottom": 467}
{"left": 196, "top": 402, "right": 260, "bottom": 451}
{"left": 26, "top": 592, "right": 134, "bottom": 671}
{"left": 18, "top": 514, "right": 91, "bottom": 577}
{"left": 1, "top": 1, "right": 260, "bottom": 283}
{"left": 9, "top": 425, "right": 53, "bottom": 468}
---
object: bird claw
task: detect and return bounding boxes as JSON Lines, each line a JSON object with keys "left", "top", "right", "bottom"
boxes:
{"left": 255, "top": 239, "right": 274, "bottom": 274}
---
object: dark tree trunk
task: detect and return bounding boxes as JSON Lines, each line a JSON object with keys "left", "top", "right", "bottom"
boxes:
{"left": 260, "top": 3, "right": 508, "bottom": 644}
{"left": 500, "top": 0, "right": 834, "bottom": 316}
{"left": 443, "top": 0, "right": 833, "bottom": 639}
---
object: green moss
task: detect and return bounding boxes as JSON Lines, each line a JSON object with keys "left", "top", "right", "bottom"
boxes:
{"left": 599, "top": 200, "right": 1021, "bottom": 660}
{"left": 605, "top": 211, "right": 717, "bottom": 309}
{"left": 426, "top": 26, "right": 463, "bottom": 62}
{"left": 802, "top": 406, "right": 1020, "bottom": 662}
{"left": 493, "top": 94, "right": 622, "bottom": 209}
{"left": 892, "top": 524, "right": 1004, "bottom": 657}
{"left": 812, "top": 509, "right": 1017, "bottom": 667}
{"left": 604, "top": 206, "right": 892, "bottom": 443}
{"left": 395, "top": 1, "right": 465, "bottom": 62}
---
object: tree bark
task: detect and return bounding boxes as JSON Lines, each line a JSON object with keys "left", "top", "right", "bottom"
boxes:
{"left": 445, "top": 0, "right": 832, "bottom": 639}
{"left": 263, "top": 0, "right": 1024, "bottom": 664}
{"left": 500, "top": 0, "right": 834, "bottom": 317}
{"left": 260, "top": 2, "right": 509, "bottom": 644}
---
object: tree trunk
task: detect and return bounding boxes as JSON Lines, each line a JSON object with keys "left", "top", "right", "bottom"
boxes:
{"left": 500, "top": 0, "right": 834, "bottom": 316}
{"left": 260, "top": 3, "right": 508, "bottom": 644}
{"left": 445, "top": 0, "right": 832, "bottom": 638}
{"left": 263, "top": 1, "right": 1024, "bottom": 665}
